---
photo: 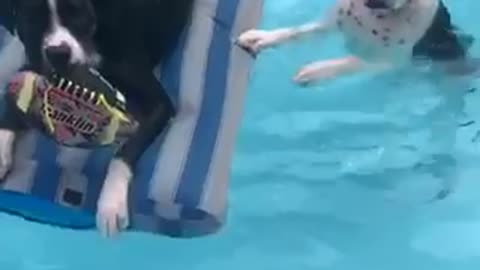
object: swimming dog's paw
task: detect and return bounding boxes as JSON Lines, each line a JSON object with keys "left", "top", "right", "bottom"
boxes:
{"left": 0, "top": 129, "right": 15, "bottom": 180}
{"left": 293, "top": 62, "right": 339, "bottom": 86}
{"left": 96, "top": 159, "right": 131, "bottom": 238}
{"left": 236, "top": 29, "right": 279, "bottom": 54}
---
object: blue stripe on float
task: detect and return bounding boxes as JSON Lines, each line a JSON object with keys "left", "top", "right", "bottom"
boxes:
{"left": 132, "top": 27, "right": 189, "bottom": 215}
{"left": 30, "top": 134, "right": 61, "bottom": 201}
{"left": 132, "top": 133, "right": 164, "bottom": 215}
{"left": 160, "top": 29, "right": 189, "bottom": 104}
{"left": 82, "top": 147, "right": 113, "bottom": 212}
{"left": 175, "top": 0, "right": 240, "bottom": 209}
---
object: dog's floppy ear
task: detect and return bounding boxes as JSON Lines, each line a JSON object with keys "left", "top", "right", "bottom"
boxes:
{"left": 0, "top": 0, "right": 17, "bottom": 34}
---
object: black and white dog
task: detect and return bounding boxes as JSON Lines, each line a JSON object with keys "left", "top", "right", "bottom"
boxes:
{"left": 238, "top": 0, "right": 476, "bottom": 84}
{"left": 0, "top": 0, "right": 194, "bottom": 237}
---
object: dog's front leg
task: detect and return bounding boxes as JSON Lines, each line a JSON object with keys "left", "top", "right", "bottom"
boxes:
{"left": 96, "top": 109, "right": 173, "bottom": 237}
{"left": 96, "top": 63, "right": 174, "bottom": 237}
{"left": 0, "top": 37, "right": 27, "bottom": 179}
{"left": 237, "top": 20, "right": 335, "bottom": 54}
{"left": 0, "top": 90, "right": 28, "bottom": 179}
{"left": 293, "top": 56, "right": 392, "bottom": 85}
{"left": 293, "top": 56, "right": 364, "bottom": 85}
{"left": 0, "top": 128, "right": 15, "bottom": 180}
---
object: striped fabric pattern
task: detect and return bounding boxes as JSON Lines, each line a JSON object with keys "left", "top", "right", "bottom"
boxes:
{"left": 0, "top": 0, "right": 262, "bottom": 238}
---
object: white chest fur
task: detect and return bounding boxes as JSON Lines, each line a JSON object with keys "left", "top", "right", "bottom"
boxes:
{"left": 333, "top": 0, "right": 439, "bottom": 62}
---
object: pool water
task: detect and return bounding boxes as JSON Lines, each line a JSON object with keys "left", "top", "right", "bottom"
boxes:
{"left": 2, "top": 0, "right": 480, "bottom": 269}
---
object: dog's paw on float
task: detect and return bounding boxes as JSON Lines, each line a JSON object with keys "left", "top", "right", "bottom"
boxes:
{"left": 96, "top": 159, "right": 131, "bottom": 238}
{"left": 236, "top": 29, "right": 279, "bottom": 54}
{"left": 0, "top": 129, "right": 15, "bottom": 180}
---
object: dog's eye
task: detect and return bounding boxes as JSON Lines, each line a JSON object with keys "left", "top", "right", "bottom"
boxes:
{"left": 60, "top": 0, "right": 90, "bottom": 17}
{"left": 62, "top": 3, "right": 80, "bottom": 17}
{"left": 16, "top": 0, "right": 49, "bottom": 25}
{"left": 66, "top": 0, "right": 84, "bottom": 8}
{"left": 61, "top": 14, "right": 96, "bottom": 37}
{"left": 17, "top": 0, "right": 44, "bottom": 8}
{"left": 17, "top": 0, "right": 47, "bottom": 13}
{"left": 57, "top": 0, "right": 96, "bottom": 36}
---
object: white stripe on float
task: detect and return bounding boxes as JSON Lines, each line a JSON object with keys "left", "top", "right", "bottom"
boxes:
{"left": 200, "top": 0, "right": 264, "bottom": 219}
{"left": 149, "top": 0, "right": 219, "bottom": 218}
{"left": 3, "top": 131, "right": 38, "bottom": 193}
{"left": 0, "top": 34, "right": 25, "bottom": 89}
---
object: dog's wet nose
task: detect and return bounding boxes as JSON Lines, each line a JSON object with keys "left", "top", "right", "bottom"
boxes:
{"left": 365, "top": 0, "right": 388, "bottom": 9}
{"left": 45, "top": 44, "right": 72, "bottom": 71}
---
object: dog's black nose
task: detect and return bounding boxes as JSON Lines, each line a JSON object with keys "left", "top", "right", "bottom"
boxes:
{"left": 365, "top": 0, "right": 388, "bottom": 9}
{"left": 45, "top": 44, "right": 72, "bottom": 71}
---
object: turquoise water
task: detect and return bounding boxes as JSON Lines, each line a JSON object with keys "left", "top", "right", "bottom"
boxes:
{"left": 2, "top": 0, "right": 480, "bottom": 269}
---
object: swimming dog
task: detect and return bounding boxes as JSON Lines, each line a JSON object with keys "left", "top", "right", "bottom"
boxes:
{"left": 237, "top": 0, "right": 475, "bottom": 84}
{"left": 238, "top": 0, "right": 478, "bottom": 201}
{"left": 0, "top": 0, "right": 194, "bottom": 237}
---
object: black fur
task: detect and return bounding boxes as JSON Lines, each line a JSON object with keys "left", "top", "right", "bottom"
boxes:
{"left": 0, "top": 0, "right": 194, "bottom": 173}
{"left": 412, "top": 0, "right": 473, "bottom": 61}
{"left": 0, "top": 0, "right": 15, "bottom": 33}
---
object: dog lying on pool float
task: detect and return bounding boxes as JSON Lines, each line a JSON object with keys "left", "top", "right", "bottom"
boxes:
{"left": 237, "top": 0, "right": 477, "bottom": 85}
{"left": 0, "top": 0, "right": 195, "bottom": 237}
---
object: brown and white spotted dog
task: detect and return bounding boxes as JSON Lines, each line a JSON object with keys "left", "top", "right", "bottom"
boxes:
{"left": 237, "top": 0, "right": 475, "bottom": 85}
